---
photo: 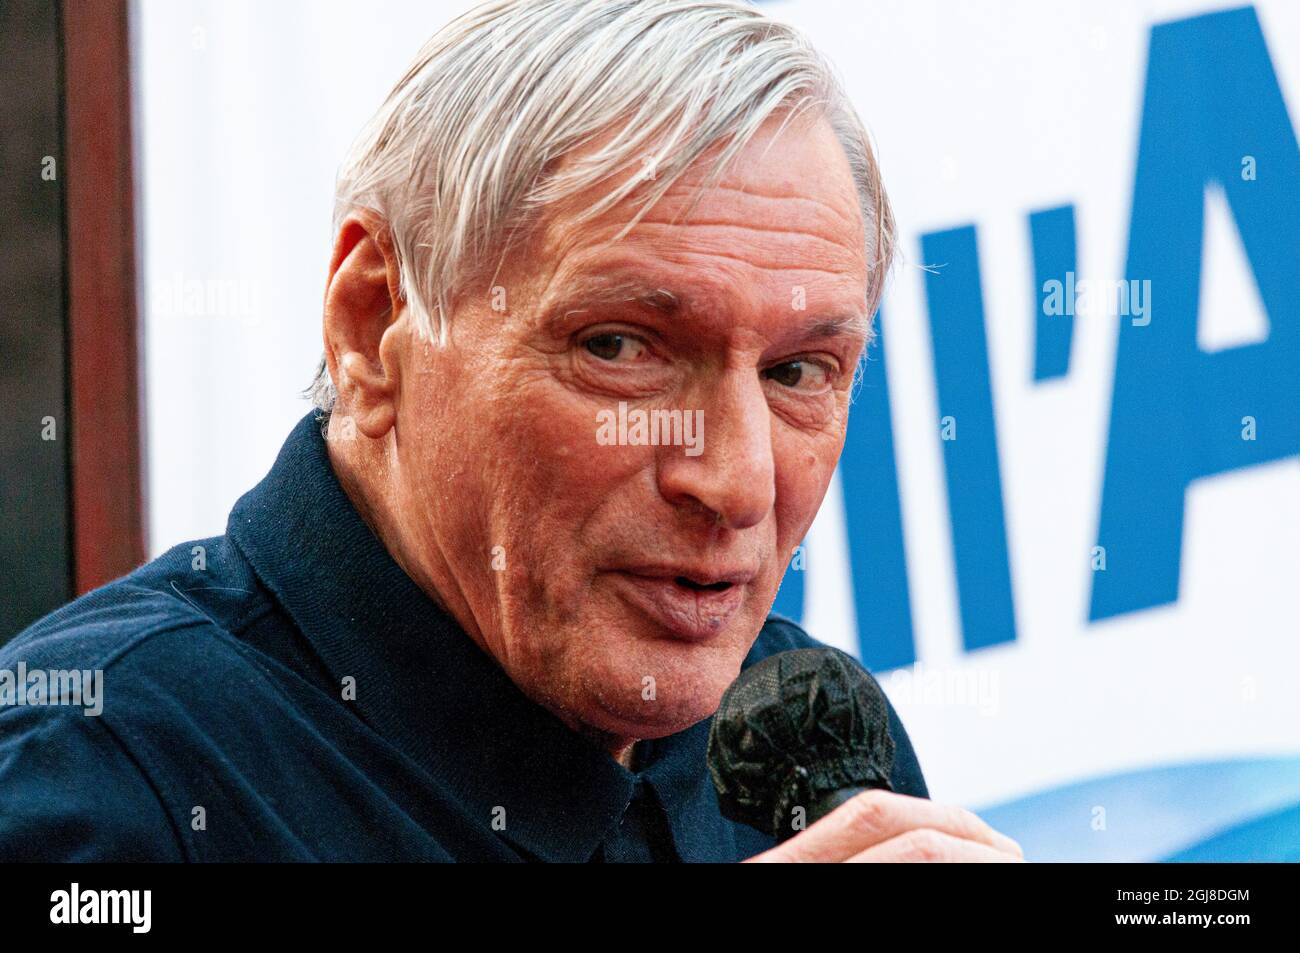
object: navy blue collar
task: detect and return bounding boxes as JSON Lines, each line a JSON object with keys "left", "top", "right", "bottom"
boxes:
{"left": 228, "top": 413, "right": 737, "bottom": 862}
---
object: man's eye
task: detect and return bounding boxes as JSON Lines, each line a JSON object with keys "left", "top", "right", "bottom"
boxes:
{"left": 583, "top": 333, "right": 646, "bottom": 362}
{"left": 764, "top": 359, "right": 829, "bottom": 391}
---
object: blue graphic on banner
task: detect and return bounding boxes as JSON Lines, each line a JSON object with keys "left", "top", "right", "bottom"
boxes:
{"left": 841, "top": 314, "right": 916, "bottom": 671}
{"left": 977, "top": 757, "right": 1300, "bottom": 862}
{"left": 1090, "top": 6, "right": 1300, "bottom": 620}
{"left": 922, "top": 226, "right": 1019, "bottom": 653}
{"left": 1166, "top": 800, "right": 1300, "bottom": 862}
{"left": 1029, "top": 204, "right": 1078, "bottom": 382}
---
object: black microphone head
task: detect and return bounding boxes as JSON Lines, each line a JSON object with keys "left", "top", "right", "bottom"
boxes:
{"left": 707, "top": 646, "right": 895, "bottom": 840}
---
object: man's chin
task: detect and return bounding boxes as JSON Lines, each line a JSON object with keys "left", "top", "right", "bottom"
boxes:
{"left": 591, "top": 700, "right": 713, "bottom": 743}
{"left": 516, "top": 599, "right": 764, "bottom": 748}
{"left": 566, "top": 662, "right": 736, "bottom": 745}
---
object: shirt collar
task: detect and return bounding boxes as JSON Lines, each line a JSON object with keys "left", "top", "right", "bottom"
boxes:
{"left": 638, "top": 720, "right": 744, "bottom": 862}
{"left": 227, "top": 412, "right": 639, "bottom": 862}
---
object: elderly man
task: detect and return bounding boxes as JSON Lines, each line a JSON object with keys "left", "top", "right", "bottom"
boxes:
{"left": 0, "top": 0, "right": 1020, "bottom": 862}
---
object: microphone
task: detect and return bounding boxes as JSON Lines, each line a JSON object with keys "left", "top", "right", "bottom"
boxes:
{"left": 707, "top": 647, "right": 895, "bottom": 842}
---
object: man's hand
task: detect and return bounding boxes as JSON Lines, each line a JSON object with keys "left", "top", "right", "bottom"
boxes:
{"left": 746, "top": 790, "right": 1025, "bottom": 862}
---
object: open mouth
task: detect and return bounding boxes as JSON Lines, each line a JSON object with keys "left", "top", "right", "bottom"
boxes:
{"left": 674, "top": 576, "right": 734, "bottom": 593}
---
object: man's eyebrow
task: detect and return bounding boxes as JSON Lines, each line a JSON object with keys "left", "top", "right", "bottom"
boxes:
{"left": 547, "top": 276, "right": 682, "bottom": 319}
{"left": 546, "top": 273, "right": 871, "bottom": 341}
{"left": 802, "top": 312, "right": 871, "bottom": 339}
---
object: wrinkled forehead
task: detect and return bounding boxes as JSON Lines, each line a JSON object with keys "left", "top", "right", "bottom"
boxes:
{"left": 454, "top": 112, "right": 872, "bottom": 352}
{"left": 540, "top": 109, "right": 865, "bottom": 244}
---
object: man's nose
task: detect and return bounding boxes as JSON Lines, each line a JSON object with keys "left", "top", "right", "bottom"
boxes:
{"left": 655, "top": 372, "right": 775, "bottom": 531}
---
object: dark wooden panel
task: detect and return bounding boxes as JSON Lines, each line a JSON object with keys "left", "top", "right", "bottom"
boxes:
{"left": 0, "top": 0, "right": 72, "bottom": 639}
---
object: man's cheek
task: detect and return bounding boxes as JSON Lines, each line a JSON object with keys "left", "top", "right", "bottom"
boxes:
{"left": 775, "top": 444, "right": 839, "bottom": 519}
{"left": 540, "top": 425, "right": 650, "bottom": 497}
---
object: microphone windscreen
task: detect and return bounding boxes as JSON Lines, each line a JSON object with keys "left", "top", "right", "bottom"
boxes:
{"left": 707, "top": 647, "right": 895, "bottom": 840}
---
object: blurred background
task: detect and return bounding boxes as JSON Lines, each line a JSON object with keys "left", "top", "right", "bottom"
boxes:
{"left": 2, "top": 0, "right": 1297, "bottom": 861}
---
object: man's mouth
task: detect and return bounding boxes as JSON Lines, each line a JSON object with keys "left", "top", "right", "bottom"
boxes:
{"left": 605, "top": 565, "right": 755, "bottom": 641}
{"left": 674, "top": 575, "right": 734, "bottom": 593}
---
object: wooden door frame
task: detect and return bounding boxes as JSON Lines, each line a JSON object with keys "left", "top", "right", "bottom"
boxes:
{"left": 61, "top": 0, "right": 146, "bottom": 591}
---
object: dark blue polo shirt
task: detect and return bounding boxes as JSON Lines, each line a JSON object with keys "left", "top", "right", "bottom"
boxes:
{"left": 0, "top": 413, "right": 927, "bottom": 862}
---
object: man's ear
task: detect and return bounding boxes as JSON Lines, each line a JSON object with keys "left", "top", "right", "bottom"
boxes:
{"left": 322, "top": 212, "right": 405, "bottom": 439}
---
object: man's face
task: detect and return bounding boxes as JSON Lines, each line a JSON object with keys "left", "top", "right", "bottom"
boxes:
{"left": 390, "top": 114, "right": 870, "bottom": 745}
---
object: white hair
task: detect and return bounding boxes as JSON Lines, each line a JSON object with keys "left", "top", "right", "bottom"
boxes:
{"left": 309, "top": 0, "right": 894, "bottom": 413}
